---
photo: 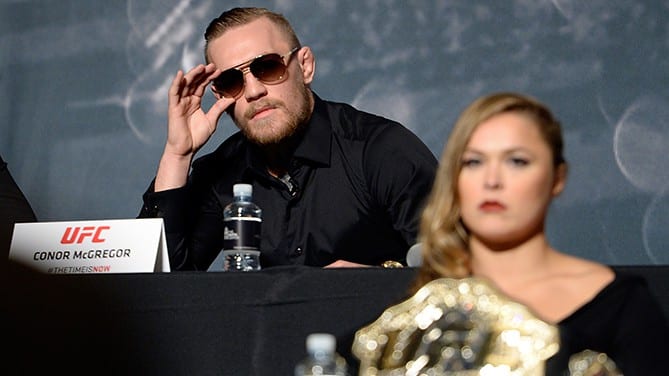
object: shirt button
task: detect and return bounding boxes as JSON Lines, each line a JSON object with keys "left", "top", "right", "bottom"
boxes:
{"left": 295, "top": 247, "right": 303, "bottom": 256}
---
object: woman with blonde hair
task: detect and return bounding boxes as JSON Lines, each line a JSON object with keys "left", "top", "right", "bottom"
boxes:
{"left": 413, "top": 92, "right": 669, "bottom": 374}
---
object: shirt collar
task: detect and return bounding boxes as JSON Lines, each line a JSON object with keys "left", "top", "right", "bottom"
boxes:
{"left": 292, "top": 93, "right": 331, "bottom": 167}
{"left": 244, "top": 92, "right": 332, "bottom": 172}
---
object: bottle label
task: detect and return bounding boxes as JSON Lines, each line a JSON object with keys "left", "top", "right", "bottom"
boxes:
{"left": 223, "top": 218, "right": 261, "bottom": 251}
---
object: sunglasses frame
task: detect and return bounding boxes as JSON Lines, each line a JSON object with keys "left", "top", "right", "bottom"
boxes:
{"left": 212, "top": 46, "right": 301, "bottom": 98}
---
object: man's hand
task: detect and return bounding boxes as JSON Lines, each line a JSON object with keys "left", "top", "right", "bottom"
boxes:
{"left": 155, "top": 64, "right": 234, "bottom": 191}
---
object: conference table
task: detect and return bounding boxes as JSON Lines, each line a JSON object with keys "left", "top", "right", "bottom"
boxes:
{"left": 3, "top": 263, "right": 668, "bottom": 375}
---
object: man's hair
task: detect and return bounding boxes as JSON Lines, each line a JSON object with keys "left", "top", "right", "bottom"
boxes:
{"left": 204, "top": 7, "right": 301, "bottom": 63}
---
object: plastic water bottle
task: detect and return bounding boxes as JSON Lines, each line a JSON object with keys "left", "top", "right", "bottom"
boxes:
{"left": 221, "top": 183, "right": 262, "bottom": 271}
{"left": 294, "top": 333, "right": 349, "bottom": 376}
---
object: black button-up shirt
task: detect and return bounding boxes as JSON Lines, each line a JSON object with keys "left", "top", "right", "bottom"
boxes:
{"left": 140, "top": 94, "right": 437, "bottom": 270}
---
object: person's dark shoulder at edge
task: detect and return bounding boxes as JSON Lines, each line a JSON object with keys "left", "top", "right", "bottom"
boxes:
{"left": 318, "top": 96, "right": 409, "bottom": 140}
{"left": 319, "top": 97, "right": 437, "bottom": 170}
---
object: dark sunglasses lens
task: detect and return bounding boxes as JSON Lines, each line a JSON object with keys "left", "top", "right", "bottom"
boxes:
{"left": 250, "top": 54, "right": 287, "bottom": 83}
{"left": 213, "top": 69, "right": 244, "bottom": 98}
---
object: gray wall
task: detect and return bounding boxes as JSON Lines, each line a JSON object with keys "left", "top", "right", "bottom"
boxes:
{"left": 2, "top": 0, "right": 668, "bottom": 265}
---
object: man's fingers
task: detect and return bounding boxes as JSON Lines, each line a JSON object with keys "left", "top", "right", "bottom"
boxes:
{"left": 193, "top": 64, "right": 221, "bottom": 97}
{"left": 176, "top": 64, "right": 207, "bottom": 96}
{"left": 207, "top": 96, "right": 235, "bottom": 125}
{"left": 170, "top": 64, "right": 220, "bottom": 100}
{"left": 168, "top": 70, "right": 186, "bottom": 106}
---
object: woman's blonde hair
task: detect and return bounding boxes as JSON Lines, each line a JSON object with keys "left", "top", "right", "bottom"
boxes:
{"left": 412, "top": 92, "right": 565, "bottom": 290}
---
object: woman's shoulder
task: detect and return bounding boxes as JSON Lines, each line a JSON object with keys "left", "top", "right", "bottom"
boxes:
{"left": 559, "top": 260, "right": 662, "bottom": 321}
{"left": 525, "top": 254, "right": 614, "bottom": 322}
{"left": 554, "top": 253, "right": 614, "bottom": 291}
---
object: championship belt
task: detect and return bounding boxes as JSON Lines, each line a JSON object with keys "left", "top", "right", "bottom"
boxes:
{"left": 568, "top": 350, "right": 622, "bottom": 376}
{"left": 352, "top": 277, "right": 560, "bottom": 375}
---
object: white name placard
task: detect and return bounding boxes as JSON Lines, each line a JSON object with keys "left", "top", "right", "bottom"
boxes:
{"left": 8, "top": 218, "right": 170, "bottom": 274}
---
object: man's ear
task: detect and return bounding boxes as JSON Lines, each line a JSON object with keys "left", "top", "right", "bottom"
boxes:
{"left": 297, "top": 46, "right": 316, "bottom": 85}
{"left": 552, "top": 163, "right": 567, "bottom": 196}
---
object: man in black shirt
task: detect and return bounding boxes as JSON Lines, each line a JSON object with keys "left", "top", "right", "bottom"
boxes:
{"left": 139, "top": 7, "right": 437, "bottom": 270}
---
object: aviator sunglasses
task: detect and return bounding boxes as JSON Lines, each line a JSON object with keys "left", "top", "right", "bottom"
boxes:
{"left": 212, "top": 46, "right": 300, "bottom": 98}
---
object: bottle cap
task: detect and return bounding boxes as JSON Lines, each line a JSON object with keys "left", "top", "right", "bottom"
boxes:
{"left": 233, "top": 183, "right": 253, "bottom": 197}
{"left": 306, "top": 333, "right": 336, "bottom": 354}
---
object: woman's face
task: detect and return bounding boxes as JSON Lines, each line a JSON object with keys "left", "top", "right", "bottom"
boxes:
{"left": 457, "top": 112, "right": 565, "bottom": 248}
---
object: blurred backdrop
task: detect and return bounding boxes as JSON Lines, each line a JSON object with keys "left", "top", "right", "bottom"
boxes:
{"left": 1, "top": 0, "right": 668, "bottom": 265}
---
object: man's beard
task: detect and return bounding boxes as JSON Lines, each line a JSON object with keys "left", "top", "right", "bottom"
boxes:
{"left": 233, "top": 85, "right": 312, "bottom": 146}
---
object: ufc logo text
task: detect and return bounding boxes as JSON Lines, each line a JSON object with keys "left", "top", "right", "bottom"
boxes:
{"left": 60, "top": 226, "right": 110, "bottom": 244}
